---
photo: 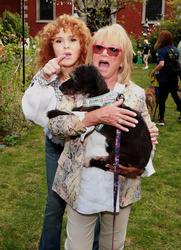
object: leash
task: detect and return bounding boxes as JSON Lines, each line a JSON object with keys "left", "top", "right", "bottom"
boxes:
{"left": 112, "top": 93, "right": 124, "bottom": 249}
{"left": 83, "top": 91, "right": 124, "bottom": 249}
{"left": 112, "top": 128, "right": 121, "bottom": 250}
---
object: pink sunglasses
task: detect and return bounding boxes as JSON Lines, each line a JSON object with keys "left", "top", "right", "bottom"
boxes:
{"left": 92, "top": 44, "right": 122, "bottom": 57}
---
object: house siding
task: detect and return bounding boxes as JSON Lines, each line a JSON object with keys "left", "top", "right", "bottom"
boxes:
{"left": 0, "top": 0, "right": 20, "bottom": 17}
{"left": 118, "top": 3, "right": 143, "bottom": 36}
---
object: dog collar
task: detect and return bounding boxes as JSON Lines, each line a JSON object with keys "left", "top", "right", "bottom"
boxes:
{"left": 83, "top": 91, "right": 120, "bottom": 132}
{"left": 83, "top": 91, "right": 119, "bottom": 107}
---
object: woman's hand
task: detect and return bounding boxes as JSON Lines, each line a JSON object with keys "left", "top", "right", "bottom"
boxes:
{"left": 83, "top": 99, "right": 138, "bottom": 132}
{"left": 150, "top": 70, "right": 155, "bottom": 77}
{"left": 41, "top": 55, "right": 66, "bottom": 80}
{"left": 151, "top": 60, "right": 164, "bottom": 77}
{"left": 148, "top": 123, "right": 159, "bottom": 145}
{"left": 106, "top": 164, "right": 144, "bottom": 177}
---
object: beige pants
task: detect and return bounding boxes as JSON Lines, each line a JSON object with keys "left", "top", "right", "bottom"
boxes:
{"left": 65, "top": 204, "right": 132, "bottom": 250}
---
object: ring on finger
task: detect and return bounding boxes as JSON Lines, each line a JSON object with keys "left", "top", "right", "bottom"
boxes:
{"left": 118, "top": 118, "right": 123, "bottom": 124}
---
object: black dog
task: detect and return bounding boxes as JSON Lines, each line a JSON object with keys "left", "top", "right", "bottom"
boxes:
{"left": 47, "top": 64, "right": 152, "bottom": 170}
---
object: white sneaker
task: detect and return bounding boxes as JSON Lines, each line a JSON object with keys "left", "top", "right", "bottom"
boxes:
{"left": 143, "top": 66, "right": 148, "bottom": 69}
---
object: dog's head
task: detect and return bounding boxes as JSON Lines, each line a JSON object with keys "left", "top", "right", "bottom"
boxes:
{"left": 60, "top": 64, "right": 109, "bottom": 97}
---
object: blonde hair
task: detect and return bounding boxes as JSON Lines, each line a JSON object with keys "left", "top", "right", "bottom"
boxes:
{"left": 144, "top": 39, "right": 149, "bottom": 45}
{"left": 35, "top": 14, "right": 91, "bottom": 70}
{"left": 86, "top": 24, "right": 133, "bottom": 85}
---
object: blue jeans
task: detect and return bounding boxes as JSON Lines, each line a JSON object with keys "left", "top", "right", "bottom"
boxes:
{"left": 39, "top": 137, "right": 66, "bottom": 250}
{"left": 39, "top": 137, "right": 100, "bottom": 250}
{"left": 93, "top": 215, "right": 100, "bottom": 250}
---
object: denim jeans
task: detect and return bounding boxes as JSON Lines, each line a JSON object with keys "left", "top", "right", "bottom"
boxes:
{"left": 39, "top": 137, "right": 66, "bottom": 250}
{"left": 39, "top": 137, "right": 100, "bottom": 250}
{"left": 93, "top": 215, "right": 100, "bottom": 250}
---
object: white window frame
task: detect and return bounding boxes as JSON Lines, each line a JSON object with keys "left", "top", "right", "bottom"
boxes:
{"left": 142, "top": 0, "right": 165, "bottom": 24}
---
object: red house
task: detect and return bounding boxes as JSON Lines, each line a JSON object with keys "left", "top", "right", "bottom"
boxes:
{"left": 0, "top": 0, "right": 171, "bottom": 38}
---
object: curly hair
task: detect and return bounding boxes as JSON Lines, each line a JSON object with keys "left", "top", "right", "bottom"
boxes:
{"left": 154, "top": 30, "right": 173, "bottom": 50}
{"left": 35, "top": 14, "right": 91, "bottom": 70}
{"left": 85, "top": 24, "right": 133, "bottom": 85}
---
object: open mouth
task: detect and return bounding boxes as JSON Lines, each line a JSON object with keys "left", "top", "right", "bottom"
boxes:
{"left": 99, "top": 60, "right": 109, "bottom": 71}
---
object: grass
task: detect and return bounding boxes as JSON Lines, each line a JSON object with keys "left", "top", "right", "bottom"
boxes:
{"left": 0, "top": 63, "right": 181, "bottom": 249}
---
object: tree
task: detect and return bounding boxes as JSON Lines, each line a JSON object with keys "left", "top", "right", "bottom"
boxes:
{"left": 160, "top": 0, "right": 181, "bottom": 46}
{"left": 75, "top": 0, "right": 143, "bottom": 32}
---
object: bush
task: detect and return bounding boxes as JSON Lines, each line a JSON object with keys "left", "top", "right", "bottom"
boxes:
{"left": 0, "top": 10, "right": 29, "bottom": 45}
{"left": 161, "top": 0, "right": 181, "bottom": 46}
{"left": 161, "top": 18, "right": 181, "bottom": 47}
{"left": 0, "top": 42, "right": 36, "bottom": 146}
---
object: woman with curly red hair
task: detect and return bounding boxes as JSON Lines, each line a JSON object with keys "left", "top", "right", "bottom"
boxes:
{"left": 22, "top": 14, "right": 93, "bottom": 249}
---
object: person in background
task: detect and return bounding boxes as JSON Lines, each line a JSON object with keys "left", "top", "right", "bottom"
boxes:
{"left": 49, "top": 23, "right": 159, "bottom": 250}
{"left": 151, "top": 31, "right": 181, "bottom": 125}
{"left": 135, "top": 50, "right": 143, "bottom": 68}
{"left": 22, "top": 14, "right": 102, "bottom": 250}
{"left": 142, "top": 39, "right": 150, "bottom": 69}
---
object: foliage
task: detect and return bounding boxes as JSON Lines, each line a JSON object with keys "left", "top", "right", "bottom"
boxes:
{"left": 0, "top": 10, "right": 29, "bottom": 45}
{"left": 160, "top": 19, "right": 181, "bottom": 47}
{"left": 2, "top": 134, "right": 19, "bottom": 147}
{"left": 157, "top": 0, "right": 181, "bottom": 46}
{"left": 75, "top": 0, "right": 143, "bottom": 32}
{"left": 167, "top": 0, "right": 181, "bottom": 18}
{"left": 0, "top": 41, "right": 36, "bottom": 145}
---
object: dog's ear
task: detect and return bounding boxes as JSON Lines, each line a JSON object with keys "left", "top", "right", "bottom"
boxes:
{"left": 81, "top": 64, "right": 109, "bottom": 97}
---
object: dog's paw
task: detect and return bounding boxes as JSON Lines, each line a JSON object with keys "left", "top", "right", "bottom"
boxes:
{"left": 90, "top": 157, "right": 109, "bottom": 171}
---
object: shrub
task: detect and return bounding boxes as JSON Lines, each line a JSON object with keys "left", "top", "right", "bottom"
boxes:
{"left": 160, "top": 18, "right": 181, "bottom": 47}
{"left": 0, "top": 41, "right": 36, "bottom": 146}
{"left": 0, "top": 10, "right": 29, "bottom": 45}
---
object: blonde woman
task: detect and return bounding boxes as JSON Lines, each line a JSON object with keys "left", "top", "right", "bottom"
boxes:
{"left": 49, "top": 24, "right": 158, "bottom": 249}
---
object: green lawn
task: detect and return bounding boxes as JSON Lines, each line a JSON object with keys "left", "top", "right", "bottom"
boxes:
{"left": 0, "top": 63, "right": 180, "bottom": 249}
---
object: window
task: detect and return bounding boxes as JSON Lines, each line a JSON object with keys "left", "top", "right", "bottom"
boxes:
{"left": 142, "top": 0, "right": 165, "bottom": 23}
{"left": 37, "top": 0, "right": 55, "bottom": 22}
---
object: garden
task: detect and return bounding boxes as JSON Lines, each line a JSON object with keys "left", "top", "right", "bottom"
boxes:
{"left": 0, "top": 11, "right": 37, "bottom": 146}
